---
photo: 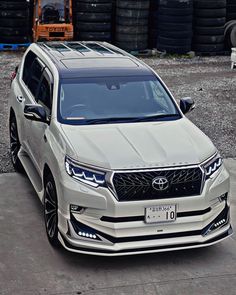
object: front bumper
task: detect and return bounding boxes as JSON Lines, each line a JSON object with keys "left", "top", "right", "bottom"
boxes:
{"left": 56, "top": 163, "right": 232, "bottom": 256}
{"left": 59, "top": 226, "right": 233, "bottom": 257}
{"left": 58, "top": 203, "right": 233, "bottom": 256}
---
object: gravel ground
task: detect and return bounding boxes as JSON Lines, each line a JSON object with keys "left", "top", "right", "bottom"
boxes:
{"left": 0, "top": 53, "right": 235, "bottom": 173}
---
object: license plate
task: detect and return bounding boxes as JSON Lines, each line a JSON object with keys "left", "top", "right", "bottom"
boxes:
{"left": 145, "top": 204, "right": 177, "bottom": 224}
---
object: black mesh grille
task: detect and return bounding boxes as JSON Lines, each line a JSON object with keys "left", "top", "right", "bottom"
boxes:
{"left": 112, "top": 167, "right": 203, "bottom": 202}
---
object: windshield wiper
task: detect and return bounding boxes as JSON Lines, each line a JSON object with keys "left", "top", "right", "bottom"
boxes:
{"left": 78, "top": 114, "right": 181, "bottom": 125}
{"left": 134, "top": 114, "right": 181, "bottom": 122}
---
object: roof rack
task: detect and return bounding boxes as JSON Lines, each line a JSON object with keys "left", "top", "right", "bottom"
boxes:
{"left": 38, "top": 41, "right": 130, "bottom": 59}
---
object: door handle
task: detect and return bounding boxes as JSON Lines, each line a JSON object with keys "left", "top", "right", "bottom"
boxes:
{"left": 16, "top": 95, "right": 25, "bottom": 103}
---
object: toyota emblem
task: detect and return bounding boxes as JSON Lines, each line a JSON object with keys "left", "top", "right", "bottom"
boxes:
{"left": 152, "top": 177, "right": 169, "bottom": 191}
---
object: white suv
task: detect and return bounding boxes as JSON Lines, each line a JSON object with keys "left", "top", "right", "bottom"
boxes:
{"left": 9, "top": 42, "right": 232, "bottom": 256}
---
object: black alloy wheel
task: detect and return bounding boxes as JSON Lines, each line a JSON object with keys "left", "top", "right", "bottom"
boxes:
{"left": 44, "top": 174, "right": 60, "bottom": 247}
{"left": 9, "top": 115, "right": 24, "bottom": 172}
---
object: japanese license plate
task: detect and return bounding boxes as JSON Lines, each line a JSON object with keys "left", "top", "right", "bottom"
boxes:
{"left": 145, "top": 204, "right": 177, "bottom": 224}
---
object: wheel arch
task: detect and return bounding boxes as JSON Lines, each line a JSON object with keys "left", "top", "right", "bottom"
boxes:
{"left": 43, "top": 163, "right": 53, "bottom": 188}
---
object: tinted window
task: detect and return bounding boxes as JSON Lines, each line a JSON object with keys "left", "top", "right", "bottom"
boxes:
{"left": 58, "top": 76, "right": 180, "bottom": 125}
{"left": 37, "top": 73, "right": 52, "bottom": 111}
{"left": 22, "top": 51, "right": 37, "bottom": 86}
{"left": 27, "top": 59, "right": 44, "bottom": 98}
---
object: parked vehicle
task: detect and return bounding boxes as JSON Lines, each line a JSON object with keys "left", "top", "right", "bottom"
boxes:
{"left": 33, "top": 0, "right": 73, "bottom": 41}
{"left": 9, "top": 41, "right": 232, "bottom": 256}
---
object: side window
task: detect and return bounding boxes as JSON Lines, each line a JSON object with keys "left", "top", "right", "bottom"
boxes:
{"left": 27, "top": 59, "right": 44, "bottom": 98}
{"left": 22, "top": 51, "right": 37, "bottom": 86}
{"left": 37, "top": 70, "right": 53, "bottom": 113}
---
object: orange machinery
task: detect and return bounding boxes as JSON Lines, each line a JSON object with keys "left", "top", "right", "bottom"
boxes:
{"left": 33, "top": 0, "right": 73, "bottom": 41}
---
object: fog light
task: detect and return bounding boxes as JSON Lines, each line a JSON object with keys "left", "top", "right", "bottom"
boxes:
{"left": 218, "top": 193, "right": 228, "bottom": 203}
{"left": 70, "top": 204, "right": 85, "bottom": 214}
{"left": 70, "top": 215, "right": 101, "bottom": 241}
{"left": 202, "top": 205, "right": 229, "bottom": 236}
{"left": 78, "top": 231, "right": 97, "bottom": 239}
{"left": 214, "top": 219, "right": 226, "bottom": 228}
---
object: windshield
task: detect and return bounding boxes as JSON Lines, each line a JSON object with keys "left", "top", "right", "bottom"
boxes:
{"left": 39, "top": 0, "right": 70, "bottom": 24}
{"left": 58, "top": 76, "right": 181, "bottom": 125}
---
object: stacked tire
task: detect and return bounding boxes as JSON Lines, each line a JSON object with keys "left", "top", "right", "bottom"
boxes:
{"left": 0, "top": 0, "right": 32, "bottom": 44}
{"left": 115, "top": 0, "right": 150, "bottom": 52}
{"left": 193, "top": 0, "right": 226, "bottom": 54}
{"left": 148, "top": 0, "right": 158, "bottom": 49}
{"left": 73, "top": 0, "right": 113, "bottom": 42}
{"left": 157, "top": 0, "right": 193, "bottom": 54}
{"left": 226, "top": 0, "right": 236, "bottom": 21}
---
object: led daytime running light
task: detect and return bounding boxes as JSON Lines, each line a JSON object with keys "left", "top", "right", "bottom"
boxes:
{"left": 65, "top": 156, "right": 106, "bottom": 187}
{"left": 72, "top": 168, "right": 105, "bottom": 185}
{"left": 204, "top": 155, "right": 222, "bottom": 179}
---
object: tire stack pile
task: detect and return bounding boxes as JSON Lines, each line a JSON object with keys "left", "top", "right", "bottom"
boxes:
{"left": 73, "top": 0, "right": 113, "bottom": 42}
{"left": 0, "top": 0, "right": 32, "bottom": 44}
{"left": 148, "top": 0, "right": 159, "bottom": 49}
{"left": 193, "top": 0, "right": 226, "bottom": 54}
{"left": 115, "top": 0, "right": 150, "bottom": 52}
{"left": 156, "top": 0, "right": 193, "bottom": 54}
{"left": 226, "top": 0, "right": 236, "bottom": 21}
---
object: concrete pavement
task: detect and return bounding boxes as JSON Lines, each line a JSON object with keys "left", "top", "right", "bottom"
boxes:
{"left": 0, "top": 159, "right": 235, "bottom": 295}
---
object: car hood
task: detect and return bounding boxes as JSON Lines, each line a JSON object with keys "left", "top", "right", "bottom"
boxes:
{"left": 60, "top": 118, "right": 216, "bottom": 170}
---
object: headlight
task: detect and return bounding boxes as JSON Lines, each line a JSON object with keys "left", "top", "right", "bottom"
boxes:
{"left": 65, "top": 156, "right": 106, "bottom": 188}
{"left": 203, "top": 153, "right": 223, "bottom": 180}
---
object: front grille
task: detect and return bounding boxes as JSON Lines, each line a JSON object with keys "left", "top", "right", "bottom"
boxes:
{"left": 112, "top": 167, "right": 203, "bottom": 202}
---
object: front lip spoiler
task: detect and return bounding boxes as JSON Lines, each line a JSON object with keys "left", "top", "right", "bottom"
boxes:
{"left": 58, "top": 226, "right": 233, "bottom": 257}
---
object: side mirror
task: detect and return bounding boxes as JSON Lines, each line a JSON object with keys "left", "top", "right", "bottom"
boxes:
{"left": 24, "top": 104, "right": 49, "bottom": 124}
{"left": 180, "top": 97, "right": 195, "bottom": 114}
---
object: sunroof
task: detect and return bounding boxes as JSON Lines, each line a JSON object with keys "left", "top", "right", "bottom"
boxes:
{"left": 61, "top": 58, "right": 139, "bottom": 69}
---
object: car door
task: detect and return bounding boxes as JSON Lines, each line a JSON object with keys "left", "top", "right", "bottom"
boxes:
{"left": 27, "top": 67, "right": 54, "bottom": 172}
{"left": 20, "top": 55, "right": 45, "bottom": 168}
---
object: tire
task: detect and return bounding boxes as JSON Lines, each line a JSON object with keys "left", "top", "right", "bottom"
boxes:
{"left": 44, "top": 173, "right": 60, "bottom": 248}
{"left": 194, "top": 17, "right": 226, "bottom": 27}
{"left": 116, "top": 41, "right": 147, "bottom": 51}
{"left": 0, "top": 1, "right": 31, "bottom": 10}
{"left": 158, "top": 37, "right": 191, "bottom": 46}
{"left": 159, "top": 0, "right": 193, "bottom": 9}
{"left": 159, "top": 7, "right": 193, "bottom": 16}
{"left": 116, "top": 8, "right": 149, "bottom": 18}
{"left": 194, "top": 26, "right": 224, "bottom": 35}
{"left": 116, "top": 0, "right": 150, "bottom": 10}
{"left": 157, "top": 44, "right": 191, "bottom": 54}
{"left": 194, "top": 8, "right": 226, "bottom": 18}
{"left": 0, "top": 27, "right": 29, "bottom": 36}
{"left": 193, "top": 35, "right": 224, "bottom": 44}
{"left": 0, "top": 9, "right": 29, "bottom": 18}
{"left": 9, "top": 115, "right": 24, "bottom": 173}
{"left": 158, "top": 22, "right": 192, "bottom": 32}
{"left": 116, "top": 33, "right": 147, "bottom": 42}
{"left": 76, "top": 12, "right": 111, "bottom": 22}
{"left": 116, "top": 25, "right": 148, "bottom": 34}
{"left": 76, "top": 21, "right": 111, "bottom": 32}
{"left": 116, "top": 16, "right": 148, "bottom": 26}
{"left": 227, "top": 13, "right": 236, "bottom": 20}
{"left": 194, "top": 0, "right": 226, "bottom": 9}
{"left": 226, "top": 4, "right": 236, "bottom": 11}
{"left": 193, "top": 43, "right": 225, "bottom": 52}
{"left": 0, "top": 18, "right": 30, "bottom": 27}
{"left": 78, "top": 31, "right": 111, "bottom": 41}
{"left": 230, "top": 25, "right": 236, "bottom": 47}
{"left": 158, "top": 30, "right": 192, "bottom": 39}
{"left": 159, "top": 14, "right": 192, "bottom": 23}
{"left": 76, "top": 2, "right": 112, "bottom": 12}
